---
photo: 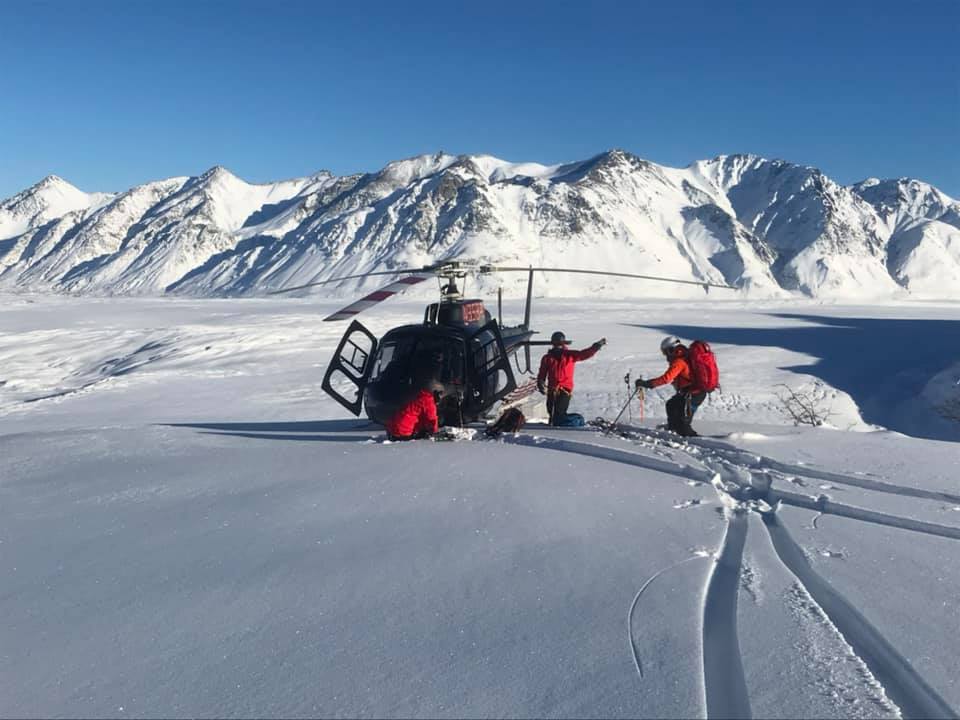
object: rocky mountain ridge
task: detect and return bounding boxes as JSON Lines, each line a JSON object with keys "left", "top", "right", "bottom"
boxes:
{"left": 1, "top": 151, "right": 957, "bottom": 299}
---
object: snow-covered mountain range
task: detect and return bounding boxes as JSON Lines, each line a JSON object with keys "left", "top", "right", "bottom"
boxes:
{"left": 2, "top": 151, "right": 958, "bottom": 299}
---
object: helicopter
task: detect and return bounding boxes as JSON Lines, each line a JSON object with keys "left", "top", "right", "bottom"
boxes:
{"left": 271, "top": 260, "right": 735, "bottom": 427}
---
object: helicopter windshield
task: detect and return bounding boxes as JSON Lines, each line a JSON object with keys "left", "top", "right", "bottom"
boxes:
{"left": 370, "top": 334, "right": 465, "bottom": 386}
{"left": 371, "top": 337, "right": 414, "bottom": 382}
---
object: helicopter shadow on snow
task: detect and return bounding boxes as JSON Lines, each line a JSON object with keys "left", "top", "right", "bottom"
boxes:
{"left": 163, "top": 419, "right": 379, "bottom": 443}
{"left": 628, "top": 313, "right": 960, "bottom": 442}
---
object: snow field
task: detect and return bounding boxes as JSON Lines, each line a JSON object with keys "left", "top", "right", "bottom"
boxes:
{"left": 1, "top": 426, "right": 724, "bottom": 717}
{"left": 1, "top": 294, "right": 959, "bottom": 717}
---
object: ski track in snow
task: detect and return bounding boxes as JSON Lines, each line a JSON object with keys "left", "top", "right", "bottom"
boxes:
{"left": 634, "top": 427, "right": 960, "bottom": 506}
{"left": 701, "top": 509, "right": 752, "bottom": 719}
{"left": 598, "top": 424, "right": 959, "bottom": 718}
{"left": 780, "top": 578, "right": 899, "bottom": 719}
{"left": 762, "top": 515, "right": 954, "bottom": 719}
{"left": 504, "top": 429, "right": 960, "bottom": 545}
{"left": 501, "top": 424, "right": 960, "bottom": 719}
{"left": 626, "top": 553, "right": 711, "bottom": 679}
{"left": 601, "top": 426, "right": 960, "bottom": 542}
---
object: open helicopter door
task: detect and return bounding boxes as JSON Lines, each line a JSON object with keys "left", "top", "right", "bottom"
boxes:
{"left": 472, "top": 319, "right": 518, "bottom": 405}
{"left": 321, "top": 320, "right": 378, "bottom": 416}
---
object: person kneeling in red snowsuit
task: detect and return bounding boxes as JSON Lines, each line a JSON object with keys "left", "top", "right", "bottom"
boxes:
{"left": 385, "top": 387, "right": 439, "bottom": 441}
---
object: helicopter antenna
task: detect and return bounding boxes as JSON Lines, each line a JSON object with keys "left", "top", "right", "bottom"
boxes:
{"left": 522, "top": 266, "right": 533, "bottom": 373}
{"left": 522, "top": 266, "right": 533, "bottom": 330}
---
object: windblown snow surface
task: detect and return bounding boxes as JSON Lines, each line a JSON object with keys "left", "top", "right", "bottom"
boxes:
{"left": 2, "top": 295, "right": 959, "bottom": 718}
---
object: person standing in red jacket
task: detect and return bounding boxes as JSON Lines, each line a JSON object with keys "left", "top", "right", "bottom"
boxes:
{"left": 385, "top": 381, "right": 440, "bottom": 441}
{"left": 636, "top": 335, "right": 705, "bottom": 437}
{"left": 537, "top": 331, "right": 606, "bottom": 425}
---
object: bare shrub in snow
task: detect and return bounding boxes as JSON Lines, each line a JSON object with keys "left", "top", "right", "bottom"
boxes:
{"left": 776, "top": 382, "right": 835, "bottom": 427}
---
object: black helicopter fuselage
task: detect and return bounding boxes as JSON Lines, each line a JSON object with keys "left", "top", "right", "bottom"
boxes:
{"left": 321, "top": 298, "right": 534, "bottom": 427}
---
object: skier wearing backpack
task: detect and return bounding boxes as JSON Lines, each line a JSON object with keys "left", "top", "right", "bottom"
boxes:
{"left": 636, "top": 336, "right": 718, "bottom": 437}
{"left": 537, "top": 331, "right": 606, "bottom": 425}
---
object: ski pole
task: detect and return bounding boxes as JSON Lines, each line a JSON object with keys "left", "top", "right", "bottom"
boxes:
{"left": 624, "top": 372, "right": 632, "bottom": 422}
{"left": 612, "top": 388, "right": 639, "bottom": 426}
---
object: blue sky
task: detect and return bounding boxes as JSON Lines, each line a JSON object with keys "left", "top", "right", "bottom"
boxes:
{"left": 1, "top": 0, "right": 958, "bottom": 198}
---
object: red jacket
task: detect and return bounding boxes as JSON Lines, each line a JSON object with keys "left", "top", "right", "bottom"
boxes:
{"left": 385, "top": 389, "right": 439, "bottom": 438}
{"left": 649, "top": 346, "right": 693, "bottom": 391}
{"left": 537, "top": 345, "right": 599, "bottom": 393}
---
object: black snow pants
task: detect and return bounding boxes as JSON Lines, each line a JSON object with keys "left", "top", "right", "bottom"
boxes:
{"left": 666, "top": 391, "right": 706, "bottom": 436}
{"left": 547, "top": 388, "right": 572, "bottom": 426}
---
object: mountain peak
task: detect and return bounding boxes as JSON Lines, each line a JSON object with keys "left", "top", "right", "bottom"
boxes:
{"left": 588, "top": 148, "right": 641, "bottom": 168}
{"left": 702, "top": 153, "right": 765, "bottom": 170}
{"left": 0, "top": 174, "right": 106, "bottom": 242}
{"left": 199, "top": 165, "right": 241, "bottom": 182}
{"left": 38, "top": 174, "right": 67, "bottom": 186}
{"left": 601, "top": 148, "right": 633, "bottom": 161}
{"left": 378, "top": 152, "right": 459, "bottom": 185}
{"left": 30, "top": 174, "right": 82, "bottom": 194}
{"left": 3, "top": 174, "right": 89, "bottom": 206}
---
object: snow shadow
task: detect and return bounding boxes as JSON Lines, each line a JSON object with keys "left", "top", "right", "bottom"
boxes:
{"left": 637, "top": 313, "right": 960, "bottom": 441}
{"left": 165, "top": 419, "right": 378, "bottom": 443}
{"left": 166, "top": 419, "right": 371, "bottom": 433}
{"left": 198, "top": 431, "right": 374, "bottom": 443}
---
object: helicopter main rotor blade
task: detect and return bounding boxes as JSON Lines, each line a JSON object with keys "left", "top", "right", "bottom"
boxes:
{"left": 323, "top": 273, "right": 435, "bottom": 321}
{"left": 483, "top": 266, "right": 736, "bottom": 291}
{"left": 268, "top": 268, "right": 425, "bottom": 296}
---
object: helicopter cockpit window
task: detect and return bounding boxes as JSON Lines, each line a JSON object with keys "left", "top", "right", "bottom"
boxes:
{"left": 370, "top": 338, "right": 415, "bottom": 382}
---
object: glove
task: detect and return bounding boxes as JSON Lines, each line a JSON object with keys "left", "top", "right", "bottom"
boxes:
{"left": 636, "top": 379, "right": 653, "bottom": 390}
{"left": 593, "top": 338, "right": 607, "bottom": 349}
{"left": 536, "top": 380, "right": 546, "bottom": 395}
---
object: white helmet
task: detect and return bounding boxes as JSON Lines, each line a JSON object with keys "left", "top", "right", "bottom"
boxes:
{"left": 660, "top": 335, "right": 682, "bottom": 353}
